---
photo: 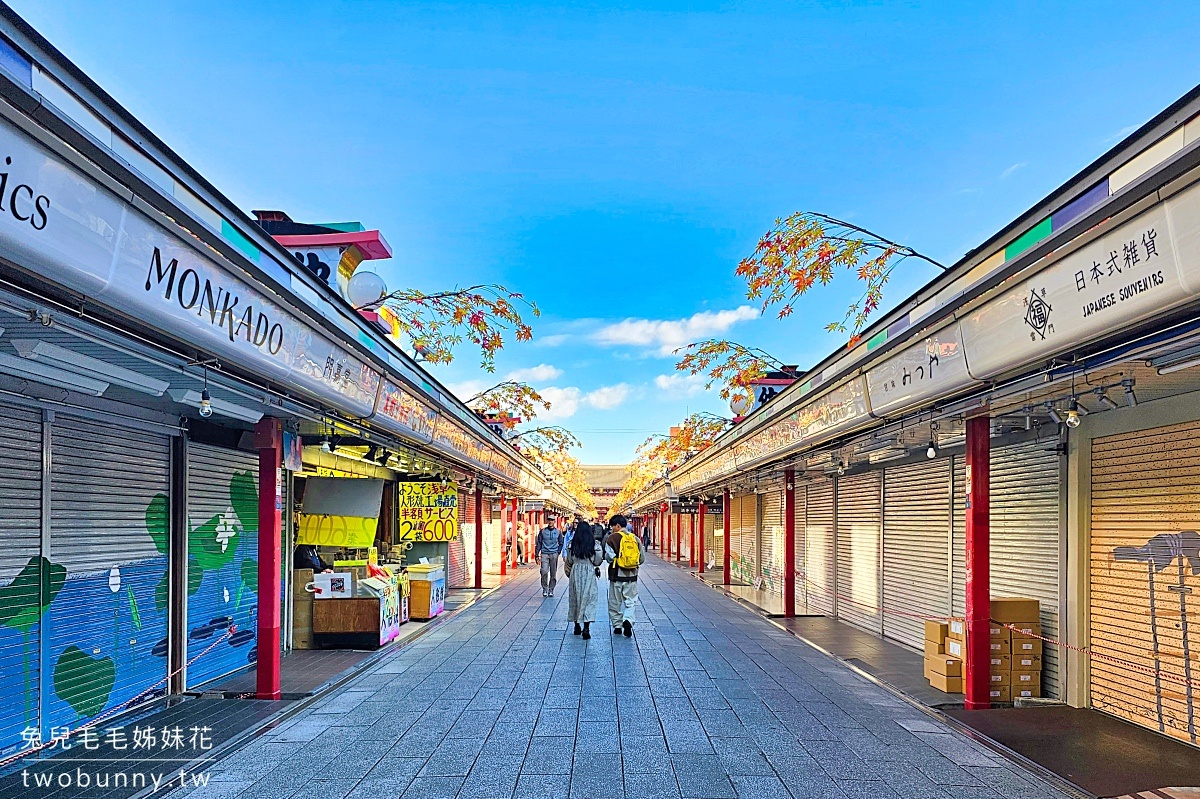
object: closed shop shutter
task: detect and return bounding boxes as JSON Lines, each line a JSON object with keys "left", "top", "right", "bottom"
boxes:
{"left": 703, "top": 511, "right": 719, "bottom": 569}
{"left": 447, "top": 489, "right": 469, "bottom": 588}
{"left": 882, "top": 459, "right": 952, "bottom": 650}
{"left": 952, "top": 455, "right": 966, "bottom": 618}
{"left": 991, "top": 438, "right": 1061, "bottom": 700}
{"left": 805, "top": 478, "right": 836, "bottom": 616}
{"left": 459, "top": 490, "right": 476, "bottom": 586}
{"left": 837, "top": 471, "right": 882, "bottom": 633}
{"left": 1091, "top": 420, "right": 1200, "bottom": 745}
{"left": 185, "top": 443, "right": 259, "bottom": 690}
{"left": 731, "top": 494, "right": 756, "bottom": 584}
{"left": 761, "top": 490, "right": 785, "bottom": 595}
{"left": 793, "top": 483, "right": 807, "bottom": 612}
{"left": 44, "top": 415, "right": 171, "bottom": 734}
{"left": 0, "top": 403, "right": 44, "bottom": 754}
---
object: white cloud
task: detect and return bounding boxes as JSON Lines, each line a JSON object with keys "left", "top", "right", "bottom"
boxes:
{"left": 654, "top": 373, "right": 709, "bottom": 397}
{"left": 999, "top": 161, "right": 1027, "bottom": 180}
{"left": 538, "top": 387, "right": 582, "bottom": 421}
{"left": 444, "top": 379, "right": 489, "bottom": 401}
{"left": 506, "top": 363, "right": 563, "bottom": 383}
{"left": 534, "top": 334, "right": 569, "bottom": 347}
{"left": 593, "top": 306, "right": 759, "bottom": 355}
{"left": 586, "top": 383, "right": 631, "bottom": 410}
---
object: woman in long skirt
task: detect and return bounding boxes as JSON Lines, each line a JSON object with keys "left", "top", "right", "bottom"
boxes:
{"left": 564, "top": 522, "right": 604, "bottom": 639}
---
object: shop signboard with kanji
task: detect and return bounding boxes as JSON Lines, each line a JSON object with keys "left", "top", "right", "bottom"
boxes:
{"left": 396, "top": 482, "right": 460, "bottom": 541}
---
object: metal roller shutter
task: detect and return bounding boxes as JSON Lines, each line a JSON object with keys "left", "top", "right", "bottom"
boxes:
{"left": 185, "top": 443, "right": 260, "bottom": 690}
{"left": 703, "top": 511, "right": 719, "bottom": 570}
{"left": 793, "top": 483, "right": 807, "bottom": 613}
{"left": 1091, "top": 420, "right": 1200, "bottom": 745}
{"left": 0, "top": 403, "right": 44, "bottom": 755}
{"left": 459, "top": 490, "right": 476, "bottom": 587}
{"left": 448, "top": 489, "right": 468, "bottom": 588}
{"left": 882, "top": 459, "right": 952, "bottom": 650}
{"left": 761, "top": 490, "right": 785, "bottom": 596}
{"left": 991, "top": 438, "right": 1061, "bottom": 700}
{"left": 837, "top": 471, "right": 882, "bottom": 633}
{"left": 731, "top": 495, "right": 756, "bottom": 584}
{"left": 44, "top": 415, "right": 170, "bottom": 734}
{"left": 805, "top": 478, "right": 836, "bottom": 617}
{"left": 952, "top": 455, "right": 966, "bottom": 618}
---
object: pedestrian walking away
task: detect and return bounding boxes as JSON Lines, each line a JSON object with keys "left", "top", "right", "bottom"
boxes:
{"left": 563, "top": 520, "right": 604, "bottom": 638}
{"left": 603, "top": 513, "right": 644, "bottom": 636}
{"left": 535, "top": 514, "right": 564, "bottom": 597}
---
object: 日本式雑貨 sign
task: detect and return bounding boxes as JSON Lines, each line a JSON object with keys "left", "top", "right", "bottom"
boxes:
{"left": 396, "top": 482, "right": 459, "bottom": 542}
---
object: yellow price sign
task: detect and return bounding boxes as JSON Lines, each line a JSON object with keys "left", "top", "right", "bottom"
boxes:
{"left": 297, "top": 514, "right": 379, "bottom": 547}
{"left": 396, "top": 481, "right": 459, "bottom": 542}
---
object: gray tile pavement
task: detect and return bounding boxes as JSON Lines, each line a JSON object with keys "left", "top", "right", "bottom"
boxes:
{"left": 167, "top": 558, "right": 1074, "bottom": 799}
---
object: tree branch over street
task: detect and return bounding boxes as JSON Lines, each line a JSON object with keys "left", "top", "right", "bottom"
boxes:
{"left": 673, "top": 340, "right": 796, "bottom": 405}
{"left": 466, "top": 381, "right": 550, "bottom": 430}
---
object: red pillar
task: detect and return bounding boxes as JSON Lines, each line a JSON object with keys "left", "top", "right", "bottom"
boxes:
{"left": 723, "top": 488, "right": 731, "bottom": 586}
{"left": 510, "top": 498, "right": 519, "bottom": 569}
{"left": 499, "top": 496, "right": 507, "bottom": 576}
{"left": 965, "top": 415, "right": 992, "bottom": 710}
{"left": 698, "top": 502, "right": 707, "bottom": 574}
{"left": 784, "top": 468, "right": 796, "bottom": 618}
{"left": 253, "top": 418, "right": 282, "bottom": 700}
{"left": 473, "top": 486, "right": 484, "bottom": 589}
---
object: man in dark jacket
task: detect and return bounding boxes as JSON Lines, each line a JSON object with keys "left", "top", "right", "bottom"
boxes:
{"left": 603, "top": 514, "right": 644, "bottom": 636}
{"left": 535, "top": 515, "right": 564, "bottom": 597}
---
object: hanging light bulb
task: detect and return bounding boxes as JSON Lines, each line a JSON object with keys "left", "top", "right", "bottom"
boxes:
{"left": 320, "top": 425, "right": 332, "bottom": 453}
{"left": 926, "top": 441, "right": 938, "bottom": 459}
{"left": 198, "top": 367, "right": 213, "bottom": 417}
{"left": 1065, "top": 397, "right": 1083, "bottom": 428}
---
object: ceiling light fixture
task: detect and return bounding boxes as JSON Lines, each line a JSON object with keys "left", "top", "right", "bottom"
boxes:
{"left": 1094, "top": 387, "right": 1119, "bottom": 410}
{"left": 0, "top": 350, "right": 109, "bottom": 395}
{"left": 198, "top": 367, "right": 213, "bottom": 418}
{"left": 1064, "top": 397, "right": 1083, "bottom": 429}
{"left": 11, "top": 339, "right": 170, "bottom": 396}
{"left": 1122, "top": 378, "right": 1138, "bottom": 407}
{"left": 1047, "top": 405, "right": 1064, "bottom": 425}
{"left": 168, "top": 388, "right": 262, "bottom": 423}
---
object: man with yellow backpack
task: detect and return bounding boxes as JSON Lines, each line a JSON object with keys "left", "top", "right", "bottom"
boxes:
{"left": 602, "top": 514, "right": 645, "bottom": 637}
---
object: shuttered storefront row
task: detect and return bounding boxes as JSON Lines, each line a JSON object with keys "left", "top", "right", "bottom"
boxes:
{"left": 761, "top": 490, "right": 785, "bottom": 596}
{"left": 1091, "top": 420, "right": 1200, "bottom": 745}
{"left": 703, "top": 510, "right": 719, "bottom": 569}
{"left": 457, "top": 490, "right": 476, "bottom": 588}
{"left": 185, "top": 443, "right": 259, "bottom": 690}
{"left": 792, "top": 483, "right": 807, "bottom": 613}
{"left": 882, "top": 459, "right": 952, "bottom": 650}
{"left": 447, "top": 489, "right": 469, "bottom": 588}
{"left": 836, "top": 471, "right": 882, "bottom": 633}
{"left": 805, "top": 478, "right": 836, "bottom": 617}
{"left": 730, "top": 495, "right": 756, "bottom": 584}
{"left": 45, "top": 415, "right": 171, "bottom": 733}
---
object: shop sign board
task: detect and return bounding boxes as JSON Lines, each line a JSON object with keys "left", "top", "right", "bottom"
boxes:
{"left": 864, "top": 322, "right": 976, "bottom": 418}
{"left": 396, "top": 481, "right": 460, "bottom": 541}
{"left": 961, "top": 181, "right": 1200, "bottom": 379}
{"left": 297, "top": 477, "right": 385, "bottom": 547}
{"left": 378, "top": 574, "right": 401, "bottom": 645}
{"left": 371, "top": 379, "right": 437, "bottom": 442}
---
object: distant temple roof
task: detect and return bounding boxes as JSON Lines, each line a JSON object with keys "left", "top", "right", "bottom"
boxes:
{"left": 583, "top": 464, "right": 633, "bottom": 491}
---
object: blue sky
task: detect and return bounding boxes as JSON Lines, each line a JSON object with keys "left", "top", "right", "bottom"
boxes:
{"left": 14, "top": 1, "right": 1200, "bottom": 463}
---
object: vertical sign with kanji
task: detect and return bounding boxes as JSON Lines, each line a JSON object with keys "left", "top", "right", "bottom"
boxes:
{"left": 396, "top": 482, "right": 460, "bottom": 541}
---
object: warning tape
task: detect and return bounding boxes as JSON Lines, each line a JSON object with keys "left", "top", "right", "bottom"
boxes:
{"left": 0, "top": 626, "right": 238, "bottom": 770}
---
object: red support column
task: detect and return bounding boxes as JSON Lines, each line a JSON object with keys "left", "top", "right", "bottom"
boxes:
{"left": 253, "top": 418, "right": 282, "bottom": 701}
{"left": 723, "top": 488, "right": 731, "bottom": 586}
{"left": 698, "top": 502, "right": 707, "bottom": 574}
{"left": 510, "top": 498, "right": 519, "bottom": 570}
{"left": 965, "top": 415, "right": 992, "bottom": 710}
{"left": 499, "top": 496, "right": 507, "bottom": 577}
{"left": 784, "top": 468, "right": 796, "bottom": 618}
{"left": 473, "top": 486, "right": 484, "bottom": 590}
{"left": 689, "top": 513, "right": 696, "bottom": 568}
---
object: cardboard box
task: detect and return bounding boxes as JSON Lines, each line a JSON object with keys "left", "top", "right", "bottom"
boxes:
{"left": 946, "top": 638, "right": 964, "bottom": 659}
{"left": 1012, "top": 637, "right": 1042, "bottom": 657}
{"left": 989, "top": 654, "right": 1011, "bottom": 672}
{"left": 923, "top": 658, "right": 934, "bottom": 680}
{"left": 989, "top": 622, "right": 1010, "bottom": 640}
{"left": 988, "top": 637, "right": 1011, "bottom": 655}
{"left": 1014, "top": 684, "right": 1042, "bottom": 699}
{"left": 947, "top": 618, "right": 965, "bottom": 640}
{"left": 1013, "top": 654, "right": 1042, "bottom": 670}
{"left": 988, "top": 685, "right": 1012, "bottom": 702}
{"left": 924, "top": 639, "right": 946, "bottom": 657}
{"left": 988, "top": 671, "right": 1011, "bottom": 687}
{"left": 929, "top": 671, "right": 963, "bottom": 694}
{"left": 1010, "top": 622, "right": 1040, "bottom": 638}
{"left": 1012, "top": 669, "right": 1040, "bottom": 687}
{"left": 991, "top": 597, "right": 1040, "bottom": 623}
{"left": 924, "top": 620, "right": 949, "bottom": 643}
{"left": 926, "top": 656, "right": 962, "bottom": 678}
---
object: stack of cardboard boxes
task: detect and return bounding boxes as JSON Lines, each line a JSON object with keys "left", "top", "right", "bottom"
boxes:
{"left": 923, "top": 597, "right": 1043, "bottom": 702}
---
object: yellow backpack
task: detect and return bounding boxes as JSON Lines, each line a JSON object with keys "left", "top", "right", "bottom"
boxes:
{"left": 615, "top": 532, "right": 641, "bottom": 569}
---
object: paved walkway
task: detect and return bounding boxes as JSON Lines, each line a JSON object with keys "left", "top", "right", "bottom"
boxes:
{"left": 171, "top": 557, "right": 1072, "bottom": 799}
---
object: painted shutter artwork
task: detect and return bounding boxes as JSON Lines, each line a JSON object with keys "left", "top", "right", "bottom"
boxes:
{"left": 730, "top": 494, "right": 756, "bottom": 585}
{"left": 44, "top": 415, "right": 170, "bottom": 735}
{"left": 0, "top": 403, "right": 47, "bottom": 755}
{"left": 882, "top": 458, "right": 952, "bottom": 650}
{"left": 760, "top": 490, "right": 785, "bottom": 595}
{"left": 836, "top": 471, "right": 882, "bottom": 633}
{"left": 991, "top": 438, "right": 1062, "bottom": 700}
{"left": 185, "top": 443, "right": 259, "bottom": 690}
{"left": 459, "top": 490, "right": 476, "bottom": 587}
{"left": 805, "top": 478, "right": 836, "bottom": 617}
{"left": 1091, "top": 420, "right": 1200, "bottom": 745}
